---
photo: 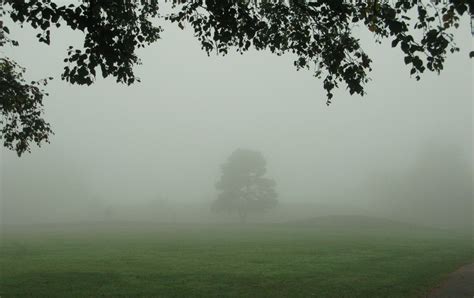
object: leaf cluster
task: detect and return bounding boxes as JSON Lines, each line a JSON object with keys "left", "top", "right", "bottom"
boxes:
{"left": 0, "top": 57, "right": 52, "bottom": 156}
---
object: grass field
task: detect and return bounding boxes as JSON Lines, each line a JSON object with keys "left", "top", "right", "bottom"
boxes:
{"left": 0, "top": 216, "right": 472, "bottom": 297}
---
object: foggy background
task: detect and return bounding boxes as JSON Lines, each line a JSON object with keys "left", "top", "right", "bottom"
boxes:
{"left": 1, "top": 9, "right": 472, "bottom": 231}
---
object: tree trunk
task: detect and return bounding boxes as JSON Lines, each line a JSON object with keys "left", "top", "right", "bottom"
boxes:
{"left": 238, "top": 209, "right": 247, "bottom": 224}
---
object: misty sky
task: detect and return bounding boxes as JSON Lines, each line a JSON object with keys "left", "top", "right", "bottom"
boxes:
{"left": 1, "top": 9, "right": 472, "bottom": 226}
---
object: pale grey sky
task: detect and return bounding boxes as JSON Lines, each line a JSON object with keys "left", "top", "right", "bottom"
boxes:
{"left": 1, "top": 10, "right": 472, "bottom": 227}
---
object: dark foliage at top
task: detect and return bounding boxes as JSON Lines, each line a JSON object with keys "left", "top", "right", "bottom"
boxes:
{"left": 0, "top": 0, "right": 472, "bottom": 155}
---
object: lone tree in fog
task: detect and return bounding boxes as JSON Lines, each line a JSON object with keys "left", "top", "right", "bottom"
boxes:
{"left": 213, "top": 149, "right": 278, "bottom": 223}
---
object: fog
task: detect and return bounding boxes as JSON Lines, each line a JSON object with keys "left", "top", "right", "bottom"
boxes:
{"left": 1, "top": 13, "right": 472, "bottom": 231}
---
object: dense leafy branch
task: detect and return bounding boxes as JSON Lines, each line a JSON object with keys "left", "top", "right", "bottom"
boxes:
{"left": 167, "top": 0, "right": 471, "bottom": 101}
{"left": 0, "top": 57, "right": 52, "bottom": 156}
{"left": 6, "top": 0, "right": 162, "bottom": 85}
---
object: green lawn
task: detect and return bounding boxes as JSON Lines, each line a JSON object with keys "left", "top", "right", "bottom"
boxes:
{"left": 0, "top": 218, "right": 472, "bottom": 297}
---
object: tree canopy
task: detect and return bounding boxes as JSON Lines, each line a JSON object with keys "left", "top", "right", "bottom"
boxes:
{"left": 213, "top": 149, "right": 278, "bottom": 222}
{"left": 1, "top": 0, "right": 472, "bottom": 156}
